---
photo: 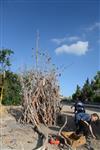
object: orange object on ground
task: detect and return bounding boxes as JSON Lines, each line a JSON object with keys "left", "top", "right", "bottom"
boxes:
{"left": 49, "top": 139, "right": 60, "bottom": 145}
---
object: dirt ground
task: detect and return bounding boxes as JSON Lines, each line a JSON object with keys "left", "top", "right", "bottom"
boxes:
{"left": 0, "top": 105, "right": 100, "bottom": 150}
{"left": 0, "top": 106, "right": 38, "bottom": 150}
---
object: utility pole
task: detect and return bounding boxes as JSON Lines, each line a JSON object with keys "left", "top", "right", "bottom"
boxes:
{"left": 36, "top": 30, "right": 39, "bottom": 69}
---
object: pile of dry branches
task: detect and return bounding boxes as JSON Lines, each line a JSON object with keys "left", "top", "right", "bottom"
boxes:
{"left": 20, "top": 69, "right": 60, "bottom": 127}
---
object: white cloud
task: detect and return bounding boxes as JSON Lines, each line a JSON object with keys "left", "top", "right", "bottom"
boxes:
{"left": 51, "top": 37, "right": 67, "bottom": 45}
{"left": 86, "top": 22, "right": 100, "bottom": 31}
{"left": 51, "top": 36, "right": 80, "bottom": 45}
{"left": 68, "top": 36, "right": 80, "bottom": 42}
{"left": 55, "top": 41, "right": 89, "bottom": 56}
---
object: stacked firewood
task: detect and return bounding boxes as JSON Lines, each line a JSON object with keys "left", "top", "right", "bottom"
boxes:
{"left": 20, "top": 70, "right": 60, "bottom": 127}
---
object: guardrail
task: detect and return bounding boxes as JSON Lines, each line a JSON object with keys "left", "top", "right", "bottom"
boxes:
{"left": 61, "top": 101, "right": 100, "bottom": 109}
{"left": 84, "top": 104, "right": 100, "bottom": 109}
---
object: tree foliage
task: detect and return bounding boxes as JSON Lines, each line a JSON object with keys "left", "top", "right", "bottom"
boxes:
{"left": 72, "top": 85, "right": 82, "bottom": 100}
{"left": 72, "top": 71, "right": 100, "bottom": 102}
{"left": 2, "top": 71, "right": 21, "bottom": 105}
{"left": 82, "top": 78, "right": 94, "bottom": 101}
{"left": 0, "top": 49, "right": 14, "bottom": 72}
{"left": 0, "top": 49, "right": 21, "bottom": 105}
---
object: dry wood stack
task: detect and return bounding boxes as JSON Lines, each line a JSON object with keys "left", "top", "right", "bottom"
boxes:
{"left": 20, "top": 70, "right": 60, "bottom": 127}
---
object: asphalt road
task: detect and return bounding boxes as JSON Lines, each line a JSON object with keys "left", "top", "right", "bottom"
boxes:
{"left": 61, "top": 105, "right": 100, "bottom": 116}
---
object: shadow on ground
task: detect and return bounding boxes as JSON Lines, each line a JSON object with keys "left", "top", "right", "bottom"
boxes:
{"left": 50, "top": 114, "right": 75, "bottom": 133}
{"left": 8, "top": 107, "right": 22, "bottom": 121}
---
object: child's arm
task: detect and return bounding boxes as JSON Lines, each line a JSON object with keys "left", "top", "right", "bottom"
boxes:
{"left": 82, "top": 120, "right": 89, "bottom": 126}
{"left": 89, "top": 125, "right": 96, "bottom": 139}
{"left": 81, "top": 120, "right": 96, "bottom": 138}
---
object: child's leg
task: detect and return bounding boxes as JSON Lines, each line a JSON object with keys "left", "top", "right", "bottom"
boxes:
{"left": 83, "top": 125, "right": 94, "bottom": 150}
{"left": 85, "top": 135, "right": 94, "bottom": 150}
{"left": 76, "top": 121, "right": 84, "bottom": 135}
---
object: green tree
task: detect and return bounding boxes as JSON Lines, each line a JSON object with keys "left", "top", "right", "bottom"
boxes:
{"left": 0, "top": 49, "right": 14, "bottom": 104}
{"left": 2, "top": 71, "right": 21, "bottom": 105}
{"left": 0, "top": 49, "right": 14, "bottom": 72}
{"left": 82, "top": 78, "right": 94, "bottom": 101}
{"left": 72, "top": 85, "right": 82, "bottom": 100}
{"left": 72, "top": 72, "right": 100, "bottom": 103}
{"left": 92, "top": 71, "right": 100, "bottom": 90}
{"left": 92, "top": 71, "right": 100, "bottom": 102}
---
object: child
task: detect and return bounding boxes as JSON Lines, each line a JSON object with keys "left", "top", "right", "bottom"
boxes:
{"left": 75, "top": 113, "right": 99, "bottom": 150}
{"left": 75, "top": 113, "right": 99, "bottom": 137}
{"left": 71, "top": 100, "right": 85, "bottom": 114}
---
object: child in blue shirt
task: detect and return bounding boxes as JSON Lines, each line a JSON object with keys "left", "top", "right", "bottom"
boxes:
{"left": 75, "top": 112, "right": 99, "bottom": 138}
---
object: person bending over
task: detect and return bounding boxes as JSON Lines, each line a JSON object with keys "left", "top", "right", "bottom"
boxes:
{"left": 75, "top": 112, "right": 99, "bottom": 138}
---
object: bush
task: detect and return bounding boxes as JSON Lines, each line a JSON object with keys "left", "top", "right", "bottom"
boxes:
{"left": 2, "top": 71, "right": 22, "bottom": 105}
{"left": 93, "top": 95, "right": 100, "bottom": 103}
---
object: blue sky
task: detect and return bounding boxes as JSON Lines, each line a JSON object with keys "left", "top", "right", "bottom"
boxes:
{"left": 0, "top": 0, "right": 100, "bottom": 96}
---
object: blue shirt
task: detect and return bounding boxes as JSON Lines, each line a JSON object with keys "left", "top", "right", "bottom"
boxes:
{"left": 75, "top": 112, "right": 91, "bottom": 124}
